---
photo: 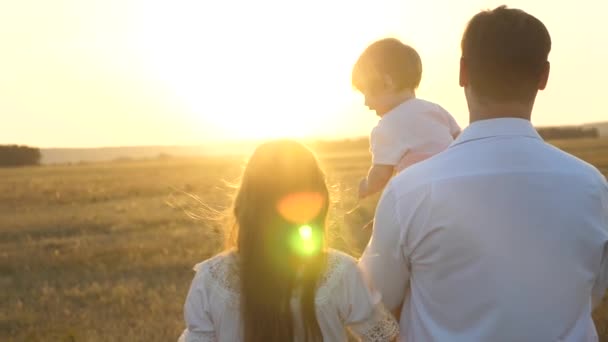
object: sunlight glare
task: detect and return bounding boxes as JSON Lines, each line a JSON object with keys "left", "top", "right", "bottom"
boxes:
{"left": 131, "top": 0, "right": 390, "bottom": 139}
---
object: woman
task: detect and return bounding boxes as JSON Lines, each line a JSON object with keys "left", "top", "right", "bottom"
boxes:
{"left": 179, "top": 140, "right": 398, "bottom": 341}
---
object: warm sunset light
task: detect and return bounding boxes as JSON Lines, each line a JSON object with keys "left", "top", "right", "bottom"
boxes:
{"left": 4, "top": 2, "right": 608, "bottom": 340}
{"left": 129, "top": 1, "right": 389, "bottom": 141}
{"left": 1, "top": 0, "right": 607, "bottom": 147}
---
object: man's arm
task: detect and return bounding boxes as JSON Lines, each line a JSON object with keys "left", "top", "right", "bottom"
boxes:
{"left": 359, "top": 188, "right": 409, "bottom": 313}
{"left": 359, "top": 164, "right": 394, "bottom": 199}
{"left": 592, "top": 179, "right": 608, "bottom": 309}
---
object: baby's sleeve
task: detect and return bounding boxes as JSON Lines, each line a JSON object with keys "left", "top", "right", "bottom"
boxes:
{"left": 180, "top": 264, "right": 217, "bottom": 342}
{"left": 370, "top": 123, "right": 408, "bottom": 166}
{"left": 447, "top": 113, "right": 462, "bottom": 139}
{"left": 339, "top": 261, "right": 400, "bottom": 341}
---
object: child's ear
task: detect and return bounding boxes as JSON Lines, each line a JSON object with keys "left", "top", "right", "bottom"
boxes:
{"left": 382, "top": 74, "right": 396, "bottom": 92}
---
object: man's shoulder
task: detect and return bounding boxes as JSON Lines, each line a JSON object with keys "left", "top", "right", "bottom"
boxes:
{"left": 543, "top": 143, "right": 606, "bottom": 182}
{"left": 387, "top": 152, "right": 446, "bottom": 197}
{"left": 389, "top": 138, "right": 606, "bottom": 190}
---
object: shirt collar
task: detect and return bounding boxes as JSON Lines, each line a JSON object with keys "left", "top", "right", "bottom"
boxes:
{"left": 451, "top": 118, "right": 543, "bottom": 148}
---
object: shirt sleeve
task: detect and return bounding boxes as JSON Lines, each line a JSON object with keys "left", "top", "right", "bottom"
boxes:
{"left": 446, "top": 111, "right": 461, "bottom": 138}
{"left": 370, "top": 122, "right": 409, "bottom": 166}
{"left": 182, "top": 266, "right": 217, "bottom": 342}
{"left": 592, "top": 178, "right": 608, "bottom": 308}
{"left": 359, "top": 188, "right": 410, "bottom": 311}
{"left": 339, "top": 261, "right": 399, "bottom": 341}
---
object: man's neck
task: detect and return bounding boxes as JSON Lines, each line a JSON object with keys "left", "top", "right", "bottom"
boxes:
{"left": 468, "top": 101, "right": 533, "bottom": 123}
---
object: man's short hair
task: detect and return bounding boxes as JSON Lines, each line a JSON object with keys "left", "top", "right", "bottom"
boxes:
{"left": 461, "top": 6, "right": 551, "bottom": 103}
{"left": 352, "top": 38, "right": 422, "bottom": 94}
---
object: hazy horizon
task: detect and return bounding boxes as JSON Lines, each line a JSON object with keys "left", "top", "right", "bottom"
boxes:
{"left": 3, "top": 0, "right": 608, "bottom": 148}
{"left": 29, "top": 119, "right": 607, "bottom": 150}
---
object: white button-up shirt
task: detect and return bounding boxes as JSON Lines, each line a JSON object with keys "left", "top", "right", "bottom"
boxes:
{"left": 360, "top": 118, "right": 608, "bottom": 341}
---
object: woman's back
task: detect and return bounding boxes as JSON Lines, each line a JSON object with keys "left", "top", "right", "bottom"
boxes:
{"left": 179, "top": 249, "right": 398, "bottom": 342}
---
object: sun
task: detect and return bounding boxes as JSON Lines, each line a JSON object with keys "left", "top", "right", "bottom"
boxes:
{"left": 129, "top": 0, "right": 390, "bottom": 140}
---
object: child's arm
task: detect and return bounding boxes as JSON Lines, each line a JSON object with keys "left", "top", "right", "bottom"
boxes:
{"left": 359, "top": 164, "right": 394, "bottom": 199}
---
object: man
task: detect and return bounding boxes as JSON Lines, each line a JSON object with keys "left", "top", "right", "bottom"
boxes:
{"left": 359, "top": 6, "right": 608, "bottom": 341}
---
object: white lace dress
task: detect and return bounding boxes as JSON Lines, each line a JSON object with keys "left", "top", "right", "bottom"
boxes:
{"left": 178, "top": 249, "right": 399, "bottom": 342}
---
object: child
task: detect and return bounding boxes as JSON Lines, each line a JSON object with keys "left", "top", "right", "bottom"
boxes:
{"left": 345, "top": 38, "right": 461, "bottom": 237}
{"left": 352, "top": 38, "right": 461, "bottom": 199}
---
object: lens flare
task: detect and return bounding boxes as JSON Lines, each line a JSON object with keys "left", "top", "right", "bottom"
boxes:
{"left": 290, "top": 224, "right": 321, "bottom": 256}
{"left": 277, "top": 192, "right": 324, "bottom": 224}
{"left": 299, "top": 225, "right": 313, "bottom": 239}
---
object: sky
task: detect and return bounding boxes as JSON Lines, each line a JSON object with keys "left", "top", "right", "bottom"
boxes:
{"left": 1, "top": 0, "right": 607, "bottom": 148}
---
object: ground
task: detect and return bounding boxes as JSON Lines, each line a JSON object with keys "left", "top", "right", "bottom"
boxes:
{"left": 1, "top": 138, "right": 607, "bottom": 341}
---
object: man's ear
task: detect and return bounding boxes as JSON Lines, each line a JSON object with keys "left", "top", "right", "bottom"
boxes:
{"left": 459, "top": 57, "right": 468, "bottom": 88}
{"left": 538, "top": 61, "right": 550, "bottom": 90}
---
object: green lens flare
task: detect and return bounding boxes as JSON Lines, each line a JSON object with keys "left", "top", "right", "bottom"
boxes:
{"left": 299, "top": 225, "right": 313, "bottom": 239}
{"left": 291, "top": 225, "right": 321, "bottom": 256}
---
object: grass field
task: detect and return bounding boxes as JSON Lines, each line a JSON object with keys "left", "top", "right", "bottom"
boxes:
{"left": 2, "top": 138, "right": 608, "bottom": 341}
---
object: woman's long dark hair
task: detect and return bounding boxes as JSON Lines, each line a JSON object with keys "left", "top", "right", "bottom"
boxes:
{"left": 230, "top": 140, "right": 328, "bottom": 342}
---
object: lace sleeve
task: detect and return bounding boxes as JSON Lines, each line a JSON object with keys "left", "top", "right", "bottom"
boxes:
{"left": 335, "top": 254, "right": 399, "bottom": 341}
{"left": 347, "top": 304, "right": 399, "bottom": 341}
{"left": 178, "top": 329, "right": 217, "bottom": 342}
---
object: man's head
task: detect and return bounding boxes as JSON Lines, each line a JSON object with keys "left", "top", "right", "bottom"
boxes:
{"left": 460, "top": 6, "right": 551, "bottom": 120}
{"left": 352, "top": 38, "right": 422, "bottom": 116}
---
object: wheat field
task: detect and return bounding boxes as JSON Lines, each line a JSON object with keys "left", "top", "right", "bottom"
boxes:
{"left": 1, "top": 138, "right": 607, "bottom": 341}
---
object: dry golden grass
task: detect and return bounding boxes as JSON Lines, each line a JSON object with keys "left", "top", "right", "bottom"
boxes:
{"left": 1, "top": 138, "right": 607, "bottom": 341}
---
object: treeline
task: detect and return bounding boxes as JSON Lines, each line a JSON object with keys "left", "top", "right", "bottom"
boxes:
{"left": 0, "top": 145, "right": 41, "bottom": 167}
{"left": 537, "top": 127, "right": 599, "bottom": 140}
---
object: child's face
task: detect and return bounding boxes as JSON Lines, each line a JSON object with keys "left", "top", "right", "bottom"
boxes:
{"left": 359, "top": 79, "right": 399, "bottom": 117}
